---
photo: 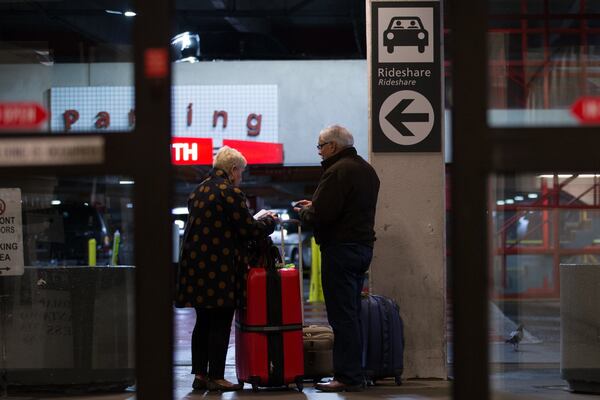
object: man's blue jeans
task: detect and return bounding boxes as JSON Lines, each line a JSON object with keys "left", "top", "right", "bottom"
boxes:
{"left": 321, "top": 242, "right": 373, "bottom": 386}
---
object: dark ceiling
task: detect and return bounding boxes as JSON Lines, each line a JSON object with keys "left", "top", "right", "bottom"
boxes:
{"left": 0, "top": 0, "right": 366, "bottom": 63}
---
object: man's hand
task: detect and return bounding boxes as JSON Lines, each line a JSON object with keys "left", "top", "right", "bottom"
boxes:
{"left": 293, "top": 199, "right": 312, "bottom": 212}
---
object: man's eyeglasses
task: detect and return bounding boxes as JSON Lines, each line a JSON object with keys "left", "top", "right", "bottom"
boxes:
{"left": 316, "top": 141, "right": 331, "bottom": 150}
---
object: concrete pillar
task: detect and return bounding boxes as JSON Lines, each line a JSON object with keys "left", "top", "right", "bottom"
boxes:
{"left": 367, "top": 0, "right": 447, "bottom": 379}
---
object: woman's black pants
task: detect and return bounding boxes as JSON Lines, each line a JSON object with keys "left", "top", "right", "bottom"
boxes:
{"left": 191, "top": 307, "right": 235, "bottom": 379}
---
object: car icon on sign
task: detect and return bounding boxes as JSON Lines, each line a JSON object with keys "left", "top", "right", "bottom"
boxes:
{"left": 384, "top": 16, "right": 428, "bottom": 54}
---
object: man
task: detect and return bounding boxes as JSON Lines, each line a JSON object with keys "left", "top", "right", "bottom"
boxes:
{"left": 294, "top": 125, "right": 380, "bottom": 392}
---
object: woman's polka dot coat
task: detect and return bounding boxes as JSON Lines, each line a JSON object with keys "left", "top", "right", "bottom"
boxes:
{"left": 175, "top": 168, "right": 274, "bottom": 309}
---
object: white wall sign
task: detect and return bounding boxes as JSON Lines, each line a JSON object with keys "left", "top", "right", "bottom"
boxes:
{"left": 172, "top": 85, "right": 278, "bottom": 147}
{"left": 50, "top": 85, "right": 279, "bottom": 148}
{"left": 0, "top": 137, "right": 104, "bottom": 166}
{"left": 0, "top": 188, "right": 24, "bottom": 276}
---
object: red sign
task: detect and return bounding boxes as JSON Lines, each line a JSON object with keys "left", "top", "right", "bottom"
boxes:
{"left": 144, "top": 48, "right": 169, "bottom": 79}
{"left": 223, "top": 139, "right": 283, "bottom": 165}
{"left": 0, "top": 102, "right": 48, "bottom": 129}
{"left": 571, "top": 97, "right": 600, "bottom": 123}
{"left": 171, "top": 137, "right": 213, "bottom": 165}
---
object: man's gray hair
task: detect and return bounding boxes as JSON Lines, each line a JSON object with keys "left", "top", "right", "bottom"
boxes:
{"left": 213, "top": 146, "right": 247, "bottom": 171}
{"left": 320, "top": 125, "right": 354, "bottom": 148}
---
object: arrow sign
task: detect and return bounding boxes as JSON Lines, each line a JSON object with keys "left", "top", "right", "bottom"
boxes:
{"left": 385, "top": 98, "right": 429, "bottom": 136}
{"left": 0, "top": 102, "right": 48, "bottom": 129}
{"left": 571, "top": 97, "right": 600, "bottom": 123}
{"left": 378, "top": 90, "right": 434, "bottom": 146}
{"left": 0, "top": 267, "right": 11, "bottom": 272}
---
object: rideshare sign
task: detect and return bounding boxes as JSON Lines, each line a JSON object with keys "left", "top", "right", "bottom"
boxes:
{"left": 371, "top": 1, "right": 442, "bottom": 152}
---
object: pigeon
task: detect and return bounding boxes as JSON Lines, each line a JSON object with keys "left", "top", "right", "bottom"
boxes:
{"left": 505, "top": 324, "right": 524, "bottom": 351}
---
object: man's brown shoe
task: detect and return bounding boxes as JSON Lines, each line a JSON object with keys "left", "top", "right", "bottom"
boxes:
{"left": 192, "top": 376, "right": 207, "bottom": 391}
{"left": 207, "top": 378, "right": 243, "bottom": 392}
{"left": 315, "top": 379, "right": 364, "bottom": 392}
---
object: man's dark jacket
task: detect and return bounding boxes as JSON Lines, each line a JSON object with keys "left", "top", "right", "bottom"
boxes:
{"left": 299, "top": 146, "right": 380, "bottom": 247}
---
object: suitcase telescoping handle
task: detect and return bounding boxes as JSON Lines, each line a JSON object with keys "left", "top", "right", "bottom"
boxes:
{"left": 279, "top": 218, "right": 304, "bottom": 322}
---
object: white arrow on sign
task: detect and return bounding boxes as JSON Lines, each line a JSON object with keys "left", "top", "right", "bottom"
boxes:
{"left": 378, "top": 90, "right": 434, "bottom": 146}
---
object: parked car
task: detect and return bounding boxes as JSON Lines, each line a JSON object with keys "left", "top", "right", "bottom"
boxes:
{"left": 384, "top": 16, "right": 428, "bottom": 54}
{"left": 22, "top": 204, "right": 111, "bottom": 266}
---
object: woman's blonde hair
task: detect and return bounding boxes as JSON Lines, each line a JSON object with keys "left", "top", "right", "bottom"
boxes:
{"left": 213, "top": 146, "right": 247, "bottom": 172}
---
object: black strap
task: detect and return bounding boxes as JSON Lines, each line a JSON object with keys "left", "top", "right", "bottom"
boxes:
{"left": 266, "top": 267, "right": 284, "bottom": 385}
{"left": 235, "top": 321, "right": 302, "bottom": 333}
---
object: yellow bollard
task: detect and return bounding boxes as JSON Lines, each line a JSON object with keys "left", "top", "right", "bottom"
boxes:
{"left": 88, "top": 238, "right": 97, "bottom": 267}
{"left": 308, "top": 236, "right": 325, "bottom": 303}
{"left": 111, "top": 230, "right": 121, "bottom": 266}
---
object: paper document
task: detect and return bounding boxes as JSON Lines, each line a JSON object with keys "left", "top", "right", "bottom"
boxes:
{"left": 253, "top": 209, "right": 270, "bottom": 220}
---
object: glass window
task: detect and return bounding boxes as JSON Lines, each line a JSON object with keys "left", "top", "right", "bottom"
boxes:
{"left": 490, "top": 0, "right": 525, "bottom": 15}
{"left": 490, "top": 173, "right": 600, "bottom": 398}
{"left": 0, "top": 176, "right": 135, "bottom": 391}
{"left": 0, "top": 1, "right": 134, "bottom": 134}
{"left": 526, "top": 1, "right": 545, "bottom": 15}
{"left": 549, "top": 0, "right": 580, "bottom": 14}
{"left": 587, "top": 2, "right": 600, "bottom": 13}
{"left": 488, "top": 7, "right": 600, "bottom": 126}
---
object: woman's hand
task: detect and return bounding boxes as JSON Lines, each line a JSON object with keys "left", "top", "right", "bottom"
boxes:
{"left": 264, "top": 211, "right": 279, "bottom": 223}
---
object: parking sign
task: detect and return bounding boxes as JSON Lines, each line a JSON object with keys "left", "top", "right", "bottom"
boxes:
{"left": 0, "top": 188, "right": 24, "bottom": 276}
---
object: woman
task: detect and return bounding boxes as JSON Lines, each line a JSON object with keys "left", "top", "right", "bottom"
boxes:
{"left": 175, "top": 146, "right": 276, "bottom": 391}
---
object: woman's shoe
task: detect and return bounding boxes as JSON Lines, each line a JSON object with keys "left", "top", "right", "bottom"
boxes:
{"left": 207, "top": 378, "right": 243, "bottom": 392}
{"left": 192, "top": 376, "right": 208, "bottom": 391}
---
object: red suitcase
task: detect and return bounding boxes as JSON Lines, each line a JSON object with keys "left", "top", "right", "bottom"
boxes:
{"left": 235, "top": 265, "right": 304, "bottom": 392}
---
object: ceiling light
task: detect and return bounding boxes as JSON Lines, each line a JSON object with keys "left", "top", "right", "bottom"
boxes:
{"left": 124, "top": 11, "right": 136, "bottom": 17}
{"left": 105, "top": 9, "right": 123, "bottom": 15}
{"left": 119, "top": 180, "right": 134, "bottom": 185}
{"left": 578, "top": 174, "right": 596, "bottom": 178}
{"left": 538, "top": 174, "right": 554, "bottom": 178}
{"left": 496, "top": 200, "right": 505, "bottom": 206}
{"left": 172, "top": 207, "right": 189, "bottom": 215}
{"left": 514, "top": 196, "right": 524, "bottom": 201}
{"left": 505, "top": 199, "right": 514, "bottom": 204}
{"left": 558, "top": 174, "right": 573, "bottom": 178}
{"left": 528, "top": 193, "right": 539, "bottom": 199}
{"left": 51, "top": 200, "right": 61, "bottom": 206}
{"left": 171, "top": 32, "right": 201, "bottom": 63}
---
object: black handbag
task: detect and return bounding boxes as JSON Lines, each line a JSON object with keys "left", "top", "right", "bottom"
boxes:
{"left": 248, "top": 236, "right": 282, "bottom": 269}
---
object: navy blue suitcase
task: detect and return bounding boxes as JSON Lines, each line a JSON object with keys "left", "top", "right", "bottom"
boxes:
{"left": 360, "top": 294, "right": 404, "bottom": 385}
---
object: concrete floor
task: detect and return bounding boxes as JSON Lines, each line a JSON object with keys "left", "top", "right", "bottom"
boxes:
{"left": 4, "top": 299, "right": 600, "bottom": 399}
{"left": 7, "top": 369, "right": 599, "bottom": 400}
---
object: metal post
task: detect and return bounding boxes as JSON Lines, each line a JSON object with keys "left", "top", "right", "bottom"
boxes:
{"left": 0, "top": 293, "right": 8, "bottom": 397}
{"left": 280, "top": 222, "right": 285, "bottom": 264}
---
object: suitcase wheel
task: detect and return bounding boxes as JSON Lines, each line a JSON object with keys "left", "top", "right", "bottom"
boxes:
{"left": 295, "top": 378, "right": 304, "bottom": 393}
{"left": 249, "top": 376, "right": 260, "bottom": 392}
{"left": 395, "top": 376, "right": 402, "bottom": 386}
